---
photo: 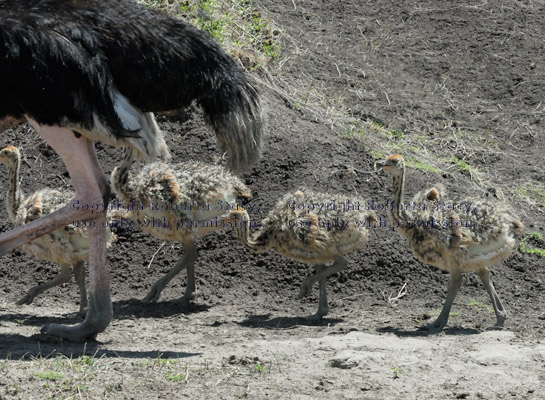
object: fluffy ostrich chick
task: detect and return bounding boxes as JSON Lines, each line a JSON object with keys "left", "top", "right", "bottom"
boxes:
{"left": 231, "top": 188, "right": 376, "bottom": 319}
{"left": 376, "top": 154, "right": 523, "bottom": 331}
{"left": 111, "top": 148, "right": 251, "bottom": 304}
{"left": 0, "top": 145, "right": 116, "bottom": 317}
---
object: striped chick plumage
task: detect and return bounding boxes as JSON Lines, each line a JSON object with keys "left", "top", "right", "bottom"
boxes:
{"left": 376, "top": 154, "right": 523, "bottom": 330}
{"left": 0, "top": 145, "right": 116, "bottom": 317}
{"left": 231, "top": 188, "right": 376, "bottom": 319}
{"left": 111, "top": 149, "right": 251, "bottom": 303}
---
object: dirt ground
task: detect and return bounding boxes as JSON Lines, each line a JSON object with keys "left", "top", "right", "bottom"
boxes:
{"left": 1, "top": 0, "right": 545, "bottom": 399}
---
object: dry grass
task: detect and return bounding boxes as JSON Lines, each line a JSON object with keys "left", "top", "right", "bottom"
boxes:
{"left": 139, "top": 0, "right": 281, "bottom": 74}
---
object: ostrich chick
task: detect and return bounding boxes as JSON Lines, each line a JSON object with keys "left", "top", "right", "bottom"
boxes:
{"left": 231, "top": 188, "right": 376, "bottom": 319}
{"left": 111, "top": 148, "right": 251, "bottom": 304}
{"left": 375, "top": 154, "right": 523, "bottom": 331}
{"left": 0, "top": 146, "right": 116, "bottom": 317}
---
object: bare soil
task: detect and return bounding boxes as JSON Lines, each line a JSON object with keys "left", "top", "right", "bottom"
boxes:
{"left": 1, "top": 1, "right": 545, "bottom": 399}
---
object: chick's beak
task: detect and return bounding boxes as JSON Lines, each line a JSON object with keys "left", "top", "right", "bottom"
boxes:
{"left": 374, "top": 159, "right": 386, "bottom": 170}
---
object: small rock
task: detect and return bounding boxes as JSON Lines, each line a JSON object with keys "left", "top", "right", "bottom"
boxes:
{"left": 328, "top": 357, "right": 359, "bottom": 369}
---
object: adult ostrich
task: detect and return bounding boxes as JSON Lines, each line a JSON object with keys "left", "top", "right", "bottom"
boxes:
{"left": 0, "top": 0, "right": 262, "bottom": 341}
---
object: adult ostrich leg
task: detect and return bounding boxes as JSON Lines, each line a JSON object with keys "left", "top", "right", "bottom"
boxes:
{"left": 0, "top": 125, "right": 113, "bottom": 340}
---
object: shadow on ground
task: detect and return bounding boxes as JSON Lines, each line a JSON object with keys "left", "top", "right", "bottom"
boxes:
{"left": 237, "top": 313, "right": 343, "bottom": 329}
{"left": 377, "top": 326, "right": 481, "bottom": 337}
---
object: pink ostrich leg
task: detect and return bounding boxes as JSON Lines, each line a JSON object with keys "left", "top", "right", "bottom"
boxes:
{"left": 0, "top": 122, "right": 113, "bottom": 341}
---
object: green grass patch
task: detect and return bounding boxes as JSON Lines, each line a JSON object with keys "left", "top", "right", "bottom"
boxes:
{"left": 361, "top": 120, "right": 443, "bottom": 174}
{"left": 391, "top": 366, "right": 403, "bottom": 379}
{"left": 153, "top": 355, "right": 179, "bottom": 368}
{"left": 368, "top": 120, "right": 404, "bottom": 141}
{"left": 26, "top": 351, "right": 111, "bottom": 397}
{"left": 516, "top": 184, "right": 545, "bottom": 205}
{"left": 165, "top": 371, "right": 186, "bottom": 382}
{"left": 449, "top": 156, "right": 479, "bottom": 178}
{"left": 432, "top": 309, "right": 459, "bottom": 318}
{"left": 468, "top": 299, "right": 493, "bottom": 312}
{"left": 406, "top": 158, "right": 442, "bottom": 174}
{"left": 181, "top": 0, "right": 228, "bottom": 41}
{"left": 140, "top": 0, "right": 281, "bottom": 70}
{"left": 34, "top": 370, "right": 64, "bottom": 381}
{"left": 518, "top": 232, "right": 545, "bottom": 258}
{"left": 341, "top": 125, "right": 366, "bottom": 139}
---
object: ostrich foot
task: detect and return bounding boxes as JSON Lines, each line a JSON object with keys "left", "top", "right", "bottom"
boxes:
{"left": 486, "top": 321, "right": 505, "bottom": 331}
{"left": 17, "top": 290, "right": 37, "bottom": 306}
{"left": 305, "top": 307, "right": 328, "bottom": 321}
{"left": 65, "top": 309, "right": 87, "bottom": 320}
{"left": 304, "top": 295, "right": 329, "bottom": 321}
{"left": 304, "top": 312, "right": 324, "bottom": 321}
{"left": 174, "top": 291, "right": 197, "bottom": 305}
{"left": 41, "top": 304, "right": 111, "bottom": 342}
{"left": 418, "top": 318, "right": 447, "bottom": 332}
{"left": 142, "top": 280, "right": 169, "bottom": 303}
{"left": 41, "top": 322, "right": 99, "bottom": 342}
